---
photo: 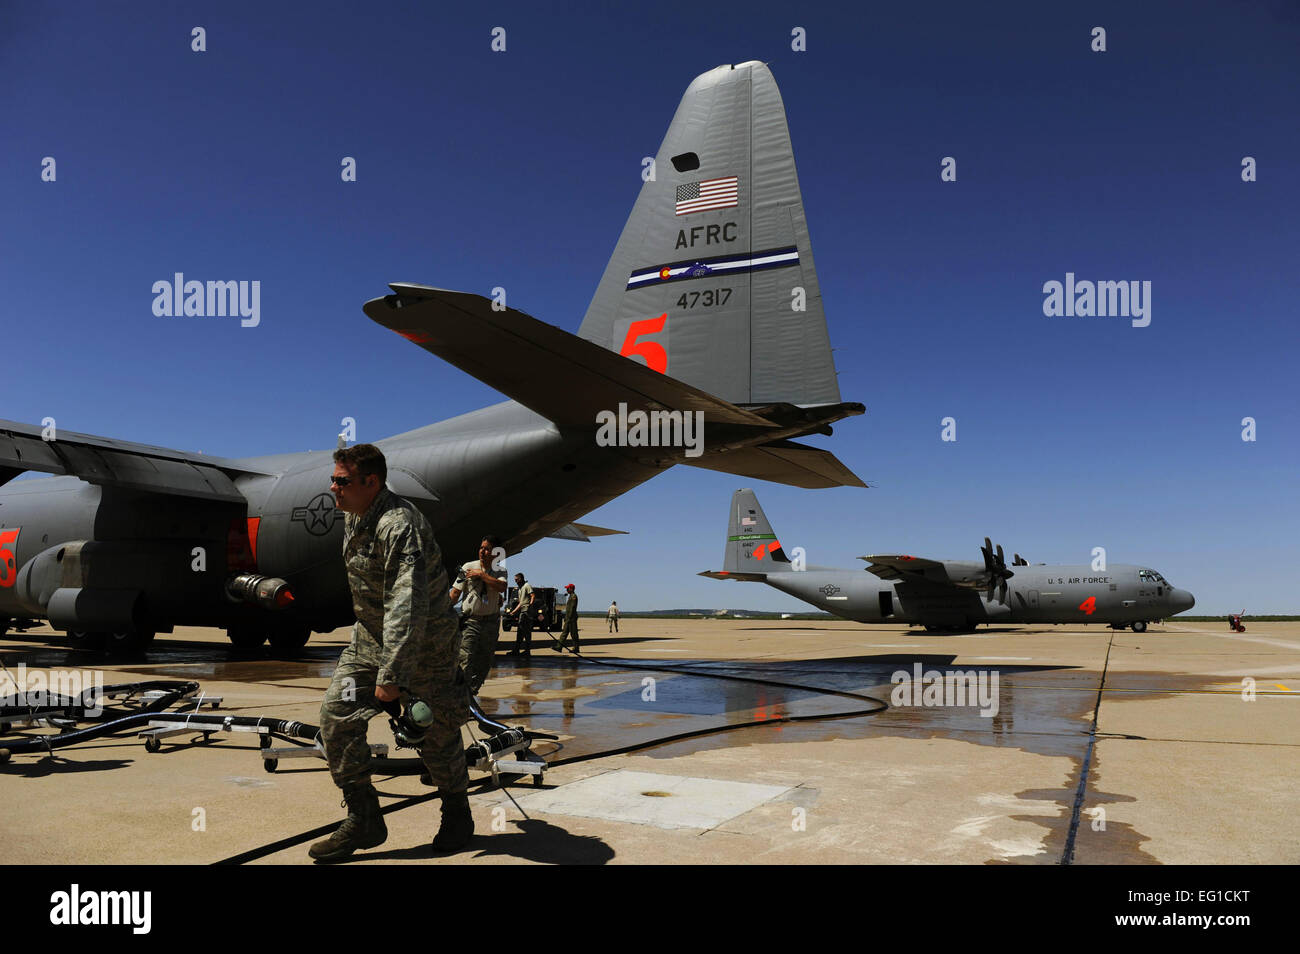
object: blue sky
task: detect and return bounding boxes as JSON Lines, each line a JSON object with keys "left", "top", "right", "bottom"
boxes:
{"left": 3, "top": 1, "right": 1296, "bottom": 615}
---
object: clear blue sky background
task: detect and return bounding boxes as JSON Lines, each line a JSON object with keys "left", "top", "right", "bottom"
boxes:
{"left": 3, "top": 1, "right": 1296, "bottom": 615}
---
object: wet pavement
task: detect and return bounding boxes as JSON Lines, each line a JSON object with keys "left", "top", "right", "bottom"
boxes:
{"left": 1, "top": 618, "right": 1296, "bottom": 864}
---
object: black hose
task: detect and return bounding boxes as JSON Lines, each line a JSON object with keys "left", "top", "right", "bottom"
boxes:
{"left": 0, "top": 682, "right": 201, "bottom": 757}
{"left": 0, "top": 680, "right": 207, "bottom": 714}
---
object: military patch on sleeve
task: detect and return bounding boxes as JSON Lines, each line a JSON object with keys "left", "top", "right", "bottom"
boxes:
{"left": 402, "top": 553, "right": 417, "bottom": 565}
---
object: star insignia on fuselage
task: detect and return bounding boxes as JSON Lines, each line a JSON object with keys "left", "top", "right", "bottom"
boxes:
{"left": 818, "top": 584, "right": 840, "bottom": 597}
{"left": 292, "top": 492, "right": 340, "bottom": 536}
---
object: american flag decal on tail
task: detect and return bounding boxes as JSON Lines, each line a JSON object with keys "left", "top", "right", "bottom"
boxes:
{"left": 675, "top": 176, "right": 739, "bottom": 215}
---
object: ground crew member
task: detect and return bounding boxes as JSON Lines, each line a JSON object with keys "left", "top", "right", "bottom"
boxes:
{"left": 556, "top": 583, "right": 580, "bottom": 653}
{"left": 311, "top": 443, "right": 473, "bottom": 862}
{"left": 508, "top": 571, "right": 536, "bottom": 658}
{"left": 451, "top": 535, "right": 508, "bottom": 694}
{"left": 607, "top": 601, "right": 619, "bottom": 633}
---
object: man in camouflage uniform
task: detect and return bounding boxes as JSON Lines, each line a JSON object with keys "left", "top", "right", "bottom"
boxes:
{"left": 450, "top": 534, "right": 508, "bottom": 694}
{"left": 555, "top": 582, "right": 580, "bottom": 653}
{"left": 310, "top": 443, "right": 473, "bottom": 862}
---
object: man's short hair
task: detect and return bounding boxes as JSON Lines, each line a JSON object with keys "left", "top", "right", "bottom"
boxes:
{"left": 482, "top": 533, "right": 502, "bottom": 549}
{"left": 514, "top": 572, "right": 525, "bottom": 581}
{"left": 334, "top": 443, "right": 387, "bottom": 483}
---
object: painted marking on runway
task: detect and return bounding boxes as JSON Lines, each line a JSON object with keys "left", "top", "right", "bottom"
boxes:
{"left": 1165, "top": 624, "right": 1300, "bottom": 652}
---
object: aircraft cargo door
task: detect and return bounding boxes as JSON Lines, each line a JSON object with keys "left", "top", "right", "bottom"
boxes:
{"left": 879, "top": 591, "right": 894, "bottom": 619}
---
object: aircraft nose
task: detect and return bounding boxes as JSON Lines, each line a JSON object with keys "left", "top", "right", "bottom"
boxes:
{"left": 1171, "top": 588, "right": 1195, "bottom": 613}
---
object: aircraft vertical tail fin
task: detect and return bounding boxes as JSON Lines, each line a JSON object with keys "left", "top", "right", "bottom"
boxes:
{"left": 578, "top": 61, "right": 841, "bottom": 408}
{"left": 722, "top": 487, "right": 791, "bottom": 575}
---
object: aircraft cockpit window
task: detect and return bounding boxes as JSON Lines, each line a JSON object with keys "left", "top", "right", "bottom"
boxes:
{"left": 1138, "top": 569, "right": 1150, "bottom": 581}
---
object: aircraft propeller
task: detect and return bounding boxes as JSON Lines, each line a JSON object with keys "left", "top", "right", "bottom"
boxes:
{"left": 980, "top": 537, "right": 1015, "bottom": 603}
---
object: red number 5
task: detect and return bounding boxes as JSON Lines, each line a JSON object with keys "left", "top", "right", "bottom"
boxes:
{"left": 619, "top": 314, "right": 668, "bottom": 374}
{"left": 0, "top": 528, "right": 20, "bottom": 588}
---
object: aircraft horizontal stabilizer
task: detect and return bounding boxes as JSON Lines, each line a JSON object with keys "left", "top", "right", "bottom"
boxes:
{"left": 365, "top": 285, "right": 774, "bottom": 430}
{"left": 683, "top": 439, "right": 866, "bottom": 490}
{"left": 698, "top": 570, "right": 768, "bottom": 582}
{"left": 0, "top": 419, "right": 270, "bottom": 501}
{"left": 546, "top": 522, "right": 629, "bottom": 542}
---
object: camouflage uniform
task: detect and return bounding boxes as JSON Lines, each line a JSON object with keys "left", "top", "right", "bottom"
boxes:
{"left": 556, "top": 589, "right": 579, "bottom": 651}
{"left": 319, "top": 487, "right": 468, "bottom": 794}
{"left": 455, "top": 559, "right": 506, "bottom": 694}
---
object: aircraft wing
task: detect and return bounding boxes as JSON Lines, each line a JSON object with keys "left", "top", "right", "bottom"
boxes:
{"left": 0, "top": 419, "right": 272, "bottom": 502}
{"left": 859, "top": 554, "right": 948, "bottom": 582}
{"left": 860, "top": 550, "right": 1007, "bottom": 591}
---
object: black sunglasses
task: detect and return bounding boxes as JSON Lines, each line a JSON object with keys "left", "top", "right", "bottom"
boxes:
{"left": 330, "top": 475, "right": 355, "bottom": 486}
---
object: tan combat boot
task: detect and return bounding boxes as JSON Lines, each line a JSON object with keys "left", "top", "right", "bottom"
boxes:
{"left": 431, "top": 792, "right": 475, "bottom": 853}
{"left": 309, "top": 784, "right": 388, "bottom": 862}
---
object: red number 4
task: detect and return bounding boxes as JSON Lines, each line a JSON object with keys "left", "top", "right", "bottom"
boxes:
{"left": 1078, "top": 596, "right": 1096, "bottom": 615}
{"left": 0, "top": 528, "right": 20, "bottom": 588}
{"left": 619, "top": 314, "right": 668, "bottom": 374}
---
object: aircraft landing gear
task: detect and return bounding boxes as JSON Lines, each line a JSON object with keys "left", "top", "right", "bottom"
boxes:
{"left": 1131, "top": 620, "right": 1148, "bottom": 633}
{"left": 227, "top": 626, "right": 266, "bottom": 649}
{"left": 68, "top": 629, "right": 156, "bottom": 652}
{"left": 268, "top": 626, "right": 311, "bottom": 654}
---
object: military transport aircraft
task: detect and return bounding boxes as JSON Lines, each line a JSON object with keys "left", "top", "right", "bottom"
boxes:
{"left": 0, "top": 62, "right": 864, "bottom": 652}
{"left": 701, "top": 490, "right": 1195, "bottom": 632}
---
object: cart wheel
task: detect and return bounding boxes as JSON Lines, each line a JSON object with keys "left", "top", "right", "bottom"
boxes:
{"left": 259, "top": 735, "right": 272, "bottom": 749}
{"left": 144, "top": 737, "right": 161, "bottom": 753}
{"left": 533, "top": 773, "right": 544, "bottom": 785}
{"left": 264, "top": 758, "right": 278, "bottom": 773}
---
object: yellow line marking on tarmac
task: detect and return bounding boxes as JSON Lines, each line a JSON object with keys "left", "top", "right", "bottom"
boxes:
{"left": 1276, "top": 684, "right": 1291, "bottom": 691}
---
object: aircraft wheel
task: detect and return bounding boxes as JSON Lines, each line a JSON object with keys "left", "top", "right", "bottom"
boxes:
{"left": 1131, "top": 620, "right": 1147, "bottom": 633}
{"left": 67, "top": 630, "right": 105, "bottom": 649}
{"left": 228, "top": 626, "right": 267, "bottom": 649}
{"left": 105, "top": 629, "right": 155, "bottom": 653}
{"left": 268, "top": 626, "right": 311, "bottom": 653}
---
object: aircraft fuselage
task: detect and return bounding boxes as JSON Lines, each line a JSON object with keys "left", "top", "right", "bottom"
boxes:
{"left": 762, "top": 563, "right": 1194, "bottom": 629}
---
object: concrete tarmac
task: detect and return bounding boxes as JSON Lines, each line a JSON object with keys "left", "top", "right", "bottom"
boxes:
{"left": 1, "top": 618, "right": 1295, "bottom": 865}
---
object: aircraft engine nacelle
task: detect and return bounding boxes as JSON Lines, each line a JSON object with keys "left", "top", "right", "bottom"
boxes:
{"left": 46, "top": 587, "right": 147, "bottom": 632}
{"left": 12, "top": 539, "right": 228, "bottom": 630}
